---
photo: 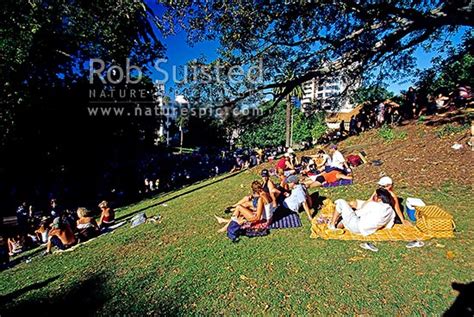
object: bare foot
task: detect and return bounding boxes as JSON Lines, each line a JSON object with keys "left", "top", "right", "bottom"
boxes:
{"left": 214, "top": 215, "right": 228, "bottom": 224}
{"left": 217, "top": 226, "right": 227, "bottom": 233}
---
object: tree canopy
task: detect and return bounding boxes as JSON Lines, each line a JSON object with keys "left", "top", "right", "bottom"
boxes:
{"left": 164, "top": 0, "right": 473, "bottom": 109}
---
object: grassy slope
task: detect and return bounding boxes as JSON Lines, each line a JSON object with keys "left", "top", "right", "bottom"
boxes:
{"left": 1, "top": 134, "right": 473, "bottom": 316}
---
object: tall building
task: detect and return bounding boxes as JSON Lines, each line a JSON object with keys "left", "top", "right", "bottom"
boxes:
{"left": 301, "top": 75, "right": 359, "bottom": 113}
{"left": 153, "top": 82, "right": 189, "bottom": 145}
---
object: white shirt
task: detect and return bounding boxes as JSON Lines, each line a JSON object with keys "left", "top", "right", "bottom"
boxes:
{"left": 321, "top": 154, "right": 331, "bottom": 166}
{"left": 331, "top": 150, "right": 345, "bottom": 169}
{"left": 356, "top": 201, "right": 395, "bottom": 236}
{"left": 284, "top": 184, "right": 307, "bottom": 212}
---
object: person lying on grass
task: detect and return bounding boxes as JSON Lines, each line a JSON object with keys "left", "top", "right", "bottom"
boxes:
{"left": 303, "top": 170, "right": 353, "bottom": 188}
{"left": 328, "top": 188, "right": 396, "bottom": 236}
{"left": 350, "top": 176, "right": 411, "bottom": 226}
{"left": 76, "top": 207, "right": 99, "bottom": 242}
{"left": 281, "top": 175, "right": 314, "bottom": 221}
{"left": 216, "top": 181, "right": 276, "bottom": 232}
{"left": 44, "top": 217, "right": 76, "bottom": 254}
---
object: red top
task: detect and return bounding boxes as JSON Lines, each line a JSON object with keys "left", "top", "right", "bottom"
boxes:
{"left": 276, "top": 157, "right": 286, "bottom": 170}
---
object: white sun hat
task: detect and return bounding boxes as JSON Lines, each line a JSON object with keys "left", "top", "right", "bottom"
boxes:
{"left": 378, "top": 176, "right": 393, "bottom": 186}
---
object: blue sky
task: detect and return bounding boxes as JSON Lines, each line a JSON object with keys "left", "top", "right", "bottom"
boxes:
{"left": 146, "top": 2, "right": 469, "bottom": 96}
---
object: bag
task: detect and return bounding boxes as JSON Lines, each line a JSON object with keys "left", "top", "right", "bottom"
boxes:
{"left": 130, "top": 212, "right": 147, "bottom": 228}
{"left": 347, "top": 154, "right": 362, "bottom": 167}
{"left": 415, "top": 206, "right": 455, "bottom": 238}
{"left": 227, "top": 220, "right": 243, "bottom": 242}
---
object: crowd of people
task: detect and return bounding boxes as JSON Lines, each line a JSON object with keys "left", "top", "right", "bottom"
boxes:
{"left": 0, "top": 198, "right": 117, "bottom": 268}
{"left": 1, "top": 84, "right": 471, "bottom": 265}
{"left": 315, "top": 84, "right": 472, "bottom": 145}
{"left": 215, "top": 143, "right": 412, "bottom": 241}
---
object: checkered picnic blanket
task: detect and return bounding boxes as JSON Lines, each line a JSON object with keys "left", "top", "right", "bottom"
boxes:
{"left": 311, "top": 199, "right": 434, "bottom": 241}
{"left": 310, "top": 222, "right": 433, "bottom": 241}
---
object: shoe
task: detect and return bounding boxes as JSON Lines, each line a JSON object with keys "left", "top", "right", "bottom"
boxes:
{"left": 360, "top": 242, "right": 379, "bottom": 252}
{"left": 406, "top": 241, "right": 425, "bottom": 248}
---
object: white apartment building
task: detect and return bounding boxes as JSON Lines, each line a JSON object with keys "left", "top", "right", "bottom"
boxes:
{"left": 301, "top": 76, "right": 358, "bottom": 113}
{"left": 153, "top": 82, "right": 189, "bottom": 145}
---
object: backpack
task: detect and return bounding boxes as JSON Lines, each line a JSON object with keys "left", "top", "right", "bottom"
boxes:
{"left": 130, "top": 212, "right": 147, "bottom": 228}
{"left": 227, "top": 220, "right": 243, "bottom": 242}
{"left": 347, "top": 154, "right": 362, "bottom": 167}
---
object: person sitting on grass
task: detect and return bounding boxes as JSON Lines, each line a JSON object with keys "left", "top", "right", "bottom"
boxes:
{"left": 34, "top": 216, "right": 51, "bottom": 244}
{"left": 76, "top": 207, "right": 99, "bottom": 242}
{"left": 304, "top": 170, "right": 353, "bottom": 188}
{"left": 287, "top": 148, "right": 299, "bottom": 167}
{"left": 281, "top": 175, "right": 314, "bottom": 221}
{"left": 7, "top": 233, "right": 25, "bottom": 256}
{"left": 226, "top": 169, "right": 281, "bottom": 214}
{"left": 260, "top": 169, "right": 280, "bottom": 208}
{"left": 276, "top": 169, "right": 290, "bottom": 194}
{"left": 44, "top": 217, "right": 76, "bottom": 254}
{"left": 216, "top": 181, "right": 276, "bottom": 232}
{"left": 328, "top": 188, "right": 395, "bottom": 236}
{"left": 315, "top": 149, "right": 332, "bottom": 173}
{"left": 275, "top": 153, "right": 295, "bottom": 177}
{"left": 327, "top": 144, "right": 350, "bottom": 173}
{"left": 97, "top": 200, "right": 115, "bottom": 229}
{"left": 352, "top": 176, "right": 411, "bottom": 226}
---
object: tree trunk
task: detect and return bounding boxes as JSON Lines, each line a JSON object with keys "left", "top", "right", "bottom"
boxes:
{"left": 285, "top": 96, "right": 291, "bottom": 147}
{"left": 179, "top": 126, "right": 184, "bottom": 154}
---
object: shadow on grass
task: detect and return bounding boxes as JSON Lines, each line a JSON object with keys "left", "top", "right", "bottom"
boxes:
{"left": 0, "top": 273, "right": 189, "bottom": 316}
{"left": 0, "top": 275, "right": 60, "bottom": 307}
{"left": 116, "top": 170, "right": 244, "bottom": 222}
{"left": 3, "top": 246, "right": 47, "bottom": 271}
{"left": 0, "top": 274, "right": 107, "bottom": 317}
{"left": 443, "top": 281, "right": 474, "bottom": 317}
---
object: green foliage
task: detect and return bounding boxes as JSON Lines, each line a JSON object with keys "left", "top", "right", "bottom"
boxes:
{"left": 238, "top": 102, "right": 286, "bottom": 147}
{"left": 378, "top": 125, "right": 407, "bottom": 142}
{"left": 416, "top": 40, "right": 473, "bottom": 96}
{"left": 435, "top": 124, "right": 469, "bottom": 138}
{"left": 238, "top": 102, "right": 327, "bottom": 147}
{"left": 310, "top": 113, "right": 328, "bottom": 141}
{"left": 351, "top": 86, "right": 394, "bottom": 105}
{"left": 292, "top": 111, "right": 326, "bottom": 144}
{"left": 164, "top": 1, "right": 471, "bottom": 113}
{"left": 0, "top": 0, "right": 164, "bottom": 146}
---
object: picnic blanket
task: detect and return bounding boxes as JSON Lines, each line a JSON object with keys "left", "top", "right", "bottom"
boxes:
{"left": 270, "top": 212, "right": 302, "bottom": 229}
{"left": 322, "top": 179, "right": 353, "bottom": 188}
{"left": 311, "top": 198, "right": 432, "bottom": 241}
{"left": 310, "top": 222, "right": 433, "bottom": 241}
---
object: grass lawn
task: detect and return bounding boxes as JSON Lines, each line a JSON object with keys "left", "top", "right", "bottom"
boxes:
{"left": 1, "top": 170, "right": 473, "bottom": 316}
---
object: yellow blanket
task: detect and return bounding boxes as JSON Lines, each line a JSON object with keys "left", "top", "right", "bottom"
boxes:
{"left": 311, "top": 222, "right": 433, "bottom": 241}
{"left": 311, "top": 199, "right": 434, "bottom": 241}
